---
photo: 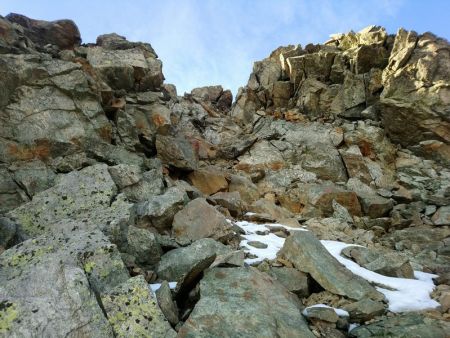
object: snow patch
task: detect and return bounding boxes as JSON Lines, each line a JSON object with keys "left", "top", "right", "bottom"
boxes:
{"left": 321, "top": 240, "right": 439, "bottom": 313}
{"left": 149, "top": 282, "right": 177, "bottom": 293}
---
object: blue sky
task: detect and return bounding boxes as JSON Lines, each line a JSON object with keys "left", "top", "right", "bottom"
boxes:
{"left": 1, "top": 0, "right": 449, "bottom": 95}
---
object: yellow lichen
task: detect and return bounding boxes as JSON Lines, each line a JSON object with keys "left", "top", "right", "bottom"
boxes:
{"left": 0, "top": 302, "right": 18, "bottom": 334}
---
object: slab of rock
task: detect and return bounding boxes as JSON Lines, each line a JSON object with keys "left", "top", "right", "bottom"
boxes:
{"left": 341, "top": 246, "right": 414, "bottom": 279}
{"left": 101, "top": 275, "right": 175, "bottom": 337}
{"left": 178, "top": 267, "right": 315, "bottom": 338}
{"left": 172, "top": 198, "right": 233, "bottom": 245}
{"left": 278, "top": 231, "right": 384, "bottom": 301}
{"left": 155, "top": 281, "right": 179, "bottom": 326}
{"left": 349, "top": 313, "right": 450, "bottom": 338}
{"left": 156, "top": 238, "right": 232, "bottom": 281}
{"left": 0, "top": 228, "right": 129, "bottom": 337}
{"left": 236, "top": 140, "right": 285, "bottom": 172}
{"left": 156, "top": 134, "right": 199, "bottom": 170}
{"left": 7, "top": 164, "right": 133, "bottom": 245}
{"left": 188, "top": 167, "right": 228, "bottom": 195}
{"left": 126, "top": 225, "right": 162, "bottom": 267}
{"left": 249, "top": 199, "right": 294, "bottom": 220}
{"left": 134, "top": 186, "right": 188, "bottom": 233}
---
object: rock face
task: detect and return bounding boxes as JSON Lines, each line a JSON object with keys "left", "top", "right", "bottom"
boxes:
{"left": 1, "top": 12, "right": 450, "bottom": 338}
{"left": 178, "top": 267, "right": 315, "bottom": 338}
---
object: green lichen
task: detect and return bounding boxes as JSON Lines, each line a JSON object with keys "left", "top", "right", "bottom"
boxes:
{"left": 7, "top": 246, "right": 54, "bottom": 267}
{"left": 84, "top": 261, "right": 96, "bottom": 273}
{"left": 0, "top": 302, "right": 18, "bottom": 334}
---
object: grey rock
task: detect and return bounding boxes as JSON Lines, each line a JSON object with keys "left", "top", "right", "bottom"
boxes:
{"left": 278, "top": 231, "right": 384, "bottom": 301}
{"left": 343, "top": 299, "right": 385, "bottom": 323}
{"left": 156, "top": 281, "right": 179, "bottom": 326}
{"left": 228, "top": 174, "right": 260, "bottom": 204}
{"left": 101, "top": 275, "right": 175, "bottom": 337}
{"left": 210, "top": 191, "right": 243, "bottom": 217}
{"left": 349, "top": 313, "right": 450, "bottom": 338}
{"left": 156, "top": 134, "right": 199, "bottom": 170}
{"left": 134, "top": 186, "right": 188, "bottom": 233}
{"left": 126, "top": 225, "right": 162, "bottom": 267}
{"left": 172, "top": 198, "right": 233, "bottom": 245}
{"left": 432, "top": 206, "right": 450, "bottom": 226}
{"left": 157, "top": 238, "right": 232, "bottom": 281}
{"left": 108, "top": 164, "right": 142, "bottom": 189}
{"left": 178, "top": 267, "right": 315, "bottom": 338}
{"left": 303, "top": 306, "right": 339, "bottom": 323}
{"left": 0, "top": 228, "right": 129, "bottom": 337}
{"left": 268, "top": 267, "right": 310, "bottom": 297}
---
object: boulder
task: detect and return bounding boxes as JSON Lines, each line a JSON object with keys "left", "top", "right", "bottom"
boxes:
{"left": 236, "top": 140, "right": 285, "bottom": 172}
{"left": 125, "top": 226, "right": 162, "bottom": 267}
{"left": 156, "top": 238, "right": 233, "bottom": 281}
{"left": 278, "top": 231, "right": 384, "bottom": 301}
{"left": 101, "top": 275, "right": 175, "bottom": 337}
{"left": 5, "top": 13, "right": 81, "bottom": 49}
{"left": 134, "top": 186, "right": 188, "bottom": 233}
{"left": 210, "top": 191, "right": 244, "bottom": 217}
{"left": 343, "top": 299, "right": 385, "bottom": 323}
{"left": 228, "top": 175, "right": 260, "bottom": 204}
{"left": 432, "top": 206, "right": 450, "bottom": 226}
{"left": 188, "top": 167, "right": 228, "bottom": 195}
{"left": 7, "top": 164, "right": 133, "bottom": 246}
{"left": 172, "top": 198, "right": 233, "bottom": 245}
{"left": 156, "top": 134, "right": 199, "bottom": 170}
{"left": 178, "top": 267, "right": 315, "bottom": 338}
{"left": 0, "top": 228, "right": 129, "bottom": 337}
{"left": 268, "top": 267, "right": 310, "bottom": 297}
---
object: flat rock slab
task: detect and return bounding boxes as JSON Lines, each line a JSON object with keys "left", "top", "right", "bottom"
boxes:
{"left": 178, "top": 267, "right": 315, "bottom": 338}
{"left": 278, "top": 231, "right": 384, "bottom": 301}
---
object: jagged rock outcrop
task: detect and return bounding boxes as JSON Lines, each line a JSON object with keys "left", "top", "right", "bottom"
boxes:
{"left": 1, "top": 13, "right": 449, "bottom": 338}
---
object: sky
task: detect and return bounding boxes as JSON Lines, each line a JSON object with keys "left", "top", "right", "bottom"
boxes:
{"left": 1, "top": 0, "right": 449, "bottom": 96}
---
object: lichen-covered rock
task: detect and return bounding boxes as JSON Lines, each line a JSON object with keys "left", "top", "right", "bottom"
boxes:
{"left": 126, "top": 225, "right": 162, "bottom": 267}
{"left": 178, "top": 267, "right": 315, "bottom": 338}
{"left": 156, "top": 134, "right": 199, "bottom": 170}
{"left": 8, "top": 164, "right": 133, "bottom": 246}
{"left": 101, "top": 275, "right": 175, "bottom": 337}
{"left": 0, "top": 228, "right": 129, "bottom": 337}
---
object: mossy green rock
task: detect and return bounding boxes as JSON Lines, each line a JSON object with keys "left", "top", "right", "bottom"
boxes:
{"left": 101, "top": 275, "right": 175, "bottom": 337}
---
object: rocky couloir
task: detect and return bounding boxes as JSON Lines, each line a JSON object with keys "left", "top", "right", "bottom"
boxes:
{"left": 0, "top": 13, "right": 450, "bottom": 337}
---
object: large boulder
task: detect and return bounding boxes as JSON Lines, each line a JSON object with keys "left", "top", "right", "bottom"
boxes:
{"left": 278, "top": 231, "right": 384, "bottom": 301}
{"left": 172, "top": 198, "right": 233, "bottom": 245}
{"left": 156, "top": 134, "right": 199, "bottom": 170}
{"left": 5, "top": 13, "right": 81, "bottom": 49}
{"left": 0, "top": 228, "right": 129, "bottom": 337}
{"left": 178, "top": 267, "right": 315, "bottom": 338}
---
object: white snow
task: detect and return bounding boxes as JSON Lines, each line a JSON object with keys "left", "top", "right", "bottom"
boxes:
{"left": 302, "top": 303, "right": 349, "bottom": 317}
{"left": 321, "top": 240, "right": 439, "bottom": 313}
{"left": 348, "top": 323, "right": 360, "bottom": 332}
{"left": 235, "top": 220, "right": 307, "bottom": 264}
{"left": 149, "top": 282, "right": 177, "bottom": 293}
{"left": 235, "top": 220, "right": 439, "bottom": 313}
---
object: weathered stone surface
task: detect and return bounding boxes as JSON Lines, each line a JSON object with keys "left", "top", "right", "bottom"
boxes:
{"left": 0, "top": 228, "right": 129, "bottom": 337}
{"left": 87, "top": 44, "right": 163, "bottom": 91}
{"left": 156, "top": 134, "right": 199, "bottom": 170}
{"left": 134, "top": 186, "right": 188, "bottom": 233}
{"left": 155, "top": 281, "right": 179, "bottom": 326}
{"left": 341, "top": 246, "right": 414, "bottom": 278}
{"left": 178, "top": 267, "right": 315, "bottom": 338}
{"left": 6, "top": 13, "right": 81, "bottom": 49}
{"left": 8, "top": 164, "right": 132, "bottom": 245}
{"left": 228, "top": 174, "right": 260, "bottom": 204}
{"left": 349, "top": 313, "right": 450, "bottom": 338}
{"left": 278, "top": 231, "right": 384, "bottom": 301}
{"left": 432, "top": 206, "right": 450, "bottom": 226}
{"left": 343, "top": 299, "right": 385, "bottom": 323}
{"left": 188, "top": 167, "right": 228, "bottom": 195}
{"left": 236, "top": 140, "right": 285, "bottom": 172}
{"left": 126, "top": 225, "right": 162, "bottom": 267}
{"left": 101, "top": 275, "right": 175, "bottom": 337}
{"left": 268, "top": 267, "right": 310, "bottom": 297}
{"left": 172, "top": 198, "right": 233, "bottom": 245}
{"left": 303, "top": 306, "right": 339, "bottom": 323}
{"left": 249, "top": 199, "right": 294, "bottom": 219}
{"left": 157, "top": 238, "right": 232, "bottom": 281}
{"left": 210, "top": 191, "right": 243, "bottom": 217}
{"left": 380, "top": 29, "right": 450, "bottom": 164}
